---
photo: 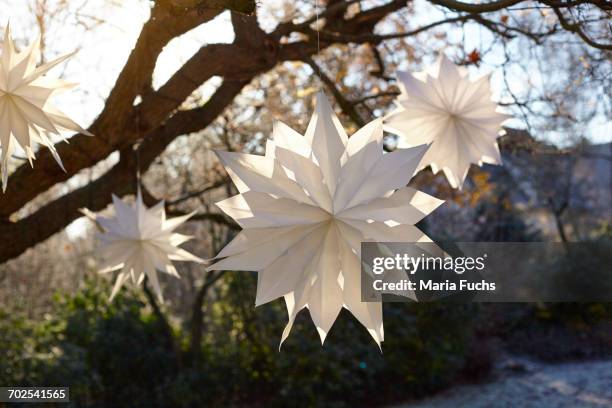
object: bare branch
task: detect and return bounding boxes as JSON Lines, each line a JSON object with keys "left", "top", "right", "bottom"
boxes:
{"left": 0, "top": 4, "right": 223, "bottom": 217}
{"left": 550, "top": 6, "right": 612, "bottom": 50}
{"left": 304, "top": 56, "right": 366, "bottom": 127}
{"left": 428, "top": 0, "right": 527, "bottom": 13}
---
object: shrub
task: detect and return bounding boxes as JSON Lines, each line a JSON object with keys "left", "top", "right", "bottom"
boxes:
{"left": 0, "top": 276, "right": 476, "bottom": 407}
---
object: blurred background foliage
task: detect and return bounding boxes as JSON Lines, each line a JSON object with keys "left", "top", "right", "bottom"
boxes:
{"left": 1, "top": 277, "right": 476, "bottom": 407}
{"left": 2, "top": 225, "right": 612, "bottom": 407}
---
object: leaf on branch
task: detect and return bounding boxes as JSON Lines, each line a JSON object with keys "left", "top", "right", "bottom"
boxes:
{"left": 467, "top": 49, "right": 481, "bottom": 65}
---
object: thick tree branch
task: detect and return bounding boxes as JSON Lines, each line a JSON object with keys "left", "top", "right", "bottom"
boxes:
{"left": 2, "top": 0, "right": 602, "bottom": 264}
{"left": 0, "top": 0, "right": 410, "bottom": 220}
{"left": 0, "top": 4, "right": 223, "bottom": 217}
{"left": 157, "top": 0, "right": 256, "bottom": 15}
{"left": 428, "top": 0, "right": 527, "bottom": 13}
{"left": 0, "top": 80, "right": 248, "bottom": 263}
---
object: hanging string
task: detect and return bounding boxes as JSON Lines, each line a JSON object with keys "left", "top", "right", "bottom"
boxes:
{"left": 133, "top": 141, "right": 141, "bottom": 195}
{"left": 315, "top": 0, "right": 320, "bottom": 56}
{"left": 314, "top": 0, "right": 322, "bottom": 82}
{"left": 133, "top": 39, "right": 142, "bottom": 198}
{"left": 133, "top": 102, "right": 142, "bottom": 196}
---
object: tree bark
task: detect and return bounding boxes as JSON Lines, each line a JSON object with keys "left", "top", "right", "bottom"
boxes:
{"left": 189, "top": 270, "right": 226, "bottom": 356}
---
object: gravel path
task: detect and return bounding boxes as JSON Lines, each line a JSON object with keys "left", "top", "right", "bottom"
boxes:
{"left": 396, "top": 359, "right": 612, "bottom": 408}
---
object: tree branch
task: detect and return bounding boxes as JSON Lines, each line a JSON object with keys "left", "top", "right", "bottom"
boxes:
{"left": 550, "top": 6, "right": 612, "bottom": 50}
{"left": 157, "top": 0, "right": 256, "bottom": 15}
{"left": 189, "top": 270, "right": 227, "bottom": 355}
{"left": 0, "top": 4, "right": 223, "bottom": 217}
{"left": 3, "top": 0, "right": 598, "bottom": 264}
{"left": 1, "top": 0, "right": 412, "bottom": 221}
{"left": 428, "top": 0, "right": 527, "bottom": 13}
{"left": 304, "top": 56, "right": 366, "bottom": 127}
{"left": 0, "top": 80, "right": 248, "bottom": 263}
{"left": 166, "top": 179, "right": 229, "bottom": 206}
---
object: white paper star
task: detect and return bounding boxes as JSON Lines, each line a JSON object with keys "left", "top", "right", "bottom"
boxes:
{"left": 88, "top": 191, "right": 204, "bottom": 302}
{"left": 209, "top": 92, "right": 444, "bottom": 347}
{"left": 384, "top": 55, "right": 510, "bottom": 189}
{"left": 0, "top": 24, "right": 92, "bottom": 191}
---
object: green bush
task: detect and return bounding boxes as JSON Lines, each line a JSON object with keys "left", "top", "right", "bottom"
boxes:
{"left": 0, "top": 275, "right": 476, "bottom": 407}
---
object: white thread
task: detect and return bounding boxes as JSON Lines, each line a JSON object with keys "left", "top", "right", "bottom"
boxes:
{"left": 315, "top": 0, "right": 320, "bottom": 55}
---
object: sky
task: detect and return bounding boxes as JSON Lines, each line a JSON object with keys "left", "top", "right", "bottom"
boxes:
{"left": 3, "top": 0, "right": 235, "bottom": 124}
{"left": 2, "top": 0, "right": 609, "bottom": 147}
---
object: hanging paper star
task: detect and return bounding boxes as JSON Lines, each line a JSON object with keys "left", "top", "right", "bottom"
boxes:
{"left": 0, "top": 24, "right": 92, "bottom": 191}
{"left": 209, "top": 92, "right": 444, "bottom": 347}
{"left": 85, "top": 191, "right": 204, "bottom": 302}
{"left": 384, "top": 55, "right": 510, "bottom": 189}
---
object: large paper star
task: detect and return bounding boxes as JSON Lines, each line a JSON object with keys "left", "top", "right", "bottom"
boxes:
{"left": 87, "top": 191, "right": 204, "bottom": 302}
{"left": 384, "top": 55, "right": 510, "bottom": 189}
{"left": 0, "top": 25, "right": 91, "bottom": 191}
{"left": 209, "top": 92, "right": 444, "bottom": 347}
